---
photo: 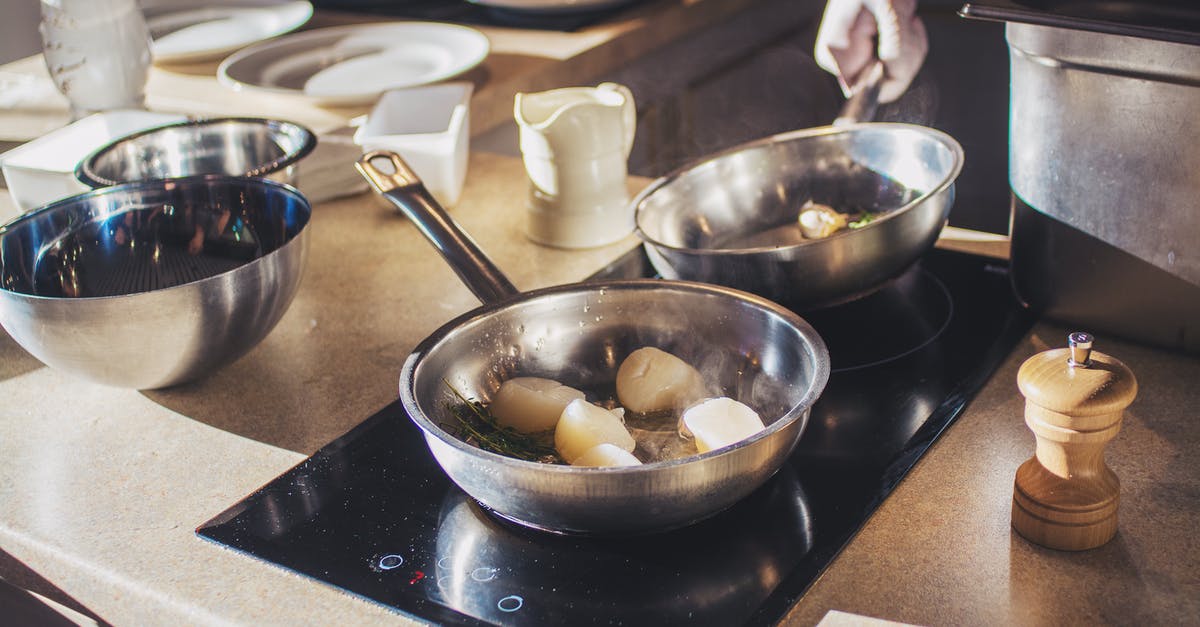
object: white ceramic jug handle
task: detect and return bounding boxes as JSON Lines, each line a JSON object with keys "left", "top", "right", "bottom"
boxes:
{"left": 512, "top": 92, "right": 527, "bottom": 126}
{"left": 599, "top": 82, "right": 636, "bottom": 157}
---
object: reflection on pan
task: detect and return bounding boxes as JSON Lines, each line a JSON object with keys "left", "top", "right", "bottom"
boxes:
{"left": 433, "top": 465, "right": 813, "bottom": 625}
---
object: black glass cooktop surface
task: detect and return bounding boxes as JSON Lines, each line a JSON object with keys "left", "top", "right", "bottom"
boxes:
{"left": 198, "top": 247, "right": 1033, "bottom": 626}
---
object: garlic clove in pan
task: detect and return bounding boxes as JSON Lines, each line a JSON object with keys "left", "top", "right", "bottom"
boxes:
{"left": 798, "top": 201, "right": 848, "bottom": 239}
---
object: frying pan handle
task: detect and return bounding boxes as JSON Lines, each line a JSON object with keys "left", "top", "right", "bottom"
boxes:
{"left": 833, "top": 59, "right": 884, "bottom": 126}
{"left": 355, "top": 150, "right": 520, "bottom": 305}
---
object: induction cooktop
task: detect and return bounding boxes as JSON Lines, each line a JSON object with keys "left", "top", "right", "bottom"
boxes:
{"left": 198, "top": 246, "right": 1032, "bottom": 625}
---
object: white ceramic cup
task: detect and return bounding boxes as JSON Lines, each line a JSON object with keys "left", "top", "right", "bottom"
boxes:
{"left": 39, "top": 0, "right": 153, "bottom": 120}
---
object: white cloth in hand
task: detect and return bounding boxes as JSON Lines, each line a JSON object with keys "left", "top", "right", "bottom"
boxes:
{"left": 814, "top": 0, "right": 927, "bottom": 103}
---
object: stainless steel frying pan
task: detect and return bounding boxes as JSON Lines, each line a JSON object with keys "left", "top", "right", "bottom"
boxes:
{"left": 356, "top": 151, "right": 829, "bottom": 535}
{"left": 633, "top": 62, "right": 965, "bottom": 308}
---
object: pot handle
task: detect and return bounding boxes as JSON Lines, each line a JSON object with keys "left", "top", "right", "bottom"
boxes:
{"left": 355, "top": 150, "right": 520, "bottom": 305}
{"left": 833, "top": 59, "right": 884, "bottom": 126}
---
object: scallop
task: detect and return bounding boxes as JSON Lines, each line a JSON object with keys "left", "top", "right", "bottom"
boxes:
{"left": 615, "top": 347, "right": 705, "bottom": 414}
{"left": 554, "top": 399, "right": 636, "bottom": 463}
{"left": 680, "top": 397, "right": 765, "bottom": 453}
{"left": 489, "top": 377, "right": 585, "bottom": 433}
{"left": 798, "top": 201, "right": 847, "bottom": 239}
{"left": 572, "top": 443, "right": 642, "bottom": 467}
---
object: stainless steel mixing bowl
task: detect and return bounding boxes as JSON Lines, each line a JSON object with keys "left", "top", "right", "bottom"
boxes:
{"left": 0, "top": 175, "right": 311, "bottom": 389}
{"left": 633, "top": 123, "right": 963, "bottom": 309}
{"left": 75, "top": 117, "right": 316, "bottom": 188}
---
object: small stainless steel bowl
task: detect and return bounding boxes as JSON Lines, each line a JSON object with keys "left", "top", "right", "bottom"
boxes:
{"left": 0, "top": 175, "right": 311, "bottom": 389}
{"left": 75, "top": 117, "right": 316, "bottom": 188}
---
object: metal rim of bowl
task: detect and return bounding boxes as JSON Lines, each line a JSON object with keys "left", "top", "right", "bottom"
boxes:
{"left": 73, "top": 117, "right": 318, "bottom": 188}
{"left": 631, "top": 122, "right": 965, "bottom": 257}
{"left": 0, "top": 173, "right": 312, "bottom": 301}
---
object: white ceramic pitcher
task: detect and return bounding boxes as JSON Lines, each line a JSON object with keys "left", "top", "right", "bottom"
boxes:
{"left": 515, "top": 82, "right": 636, "bottom": 249}
{"left": 39, "top": 0, "right": 152, "bottom": 120}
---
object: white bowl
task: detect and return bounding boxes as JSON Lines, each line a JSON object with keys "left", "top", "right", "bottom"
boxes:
{"left": 0, "top": 110, "right": 186, "bottom": 222}
{"left": 353, "top": 82, "right": 472, "bottom": 208}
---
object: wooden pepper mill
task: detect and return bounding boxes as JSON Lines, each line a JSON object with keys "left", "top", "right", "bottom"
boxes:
{"left": 1012, "top": 331, "right": 1138, "bottom": 550}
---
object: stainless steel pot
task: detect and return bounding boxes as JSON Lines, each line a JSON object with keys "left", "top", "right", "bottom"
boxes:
{"left": 0, "top": 175, "right": 311, "bottom": 389}
{"left": 633, "top": 64, "right": 964, "bottom": 308}
{"left": 356, "top": 151, "right": 830, "bottom": 535}
{"left": 959, "top": 1, "right": 1200, "bottom": 352}
{"left": 1006, "top": 21, "right": 1200, "bottom": 285}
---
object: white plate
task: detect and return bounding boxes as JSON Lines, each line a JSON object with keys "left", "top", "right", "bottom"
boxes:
{"left": 143, "top": 1, "right": 314, "bottom": 64}
{"left": 217, "top": 22, "right": 490, "bottom": 106}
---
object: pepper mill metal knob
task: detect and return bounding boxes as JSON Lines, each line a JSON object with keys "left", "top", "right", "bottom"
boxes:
{"left": 1012, "top": 332, "right": 1138, "bottom": 550}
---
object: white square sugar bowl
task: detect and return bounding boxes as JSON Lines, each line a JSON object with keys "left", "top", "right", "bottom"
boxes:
{"left": 0, "top": 110, "right": 186, "bottom": 222}
{"left": 353, "top": 82, "right": 472, "bottom": 208}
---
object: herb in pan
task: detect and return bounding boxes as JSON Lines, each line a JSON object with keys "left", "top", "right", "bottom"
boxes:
{"left": 848, "top": 212, "right": 876, "bottom": 229}
{"left": 443, "top": 381, "right": 563, "bottom": 464}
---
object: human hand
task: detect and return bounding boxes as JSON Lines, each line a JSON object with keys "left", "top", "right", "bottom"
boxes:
{"left": 188, "top": 225, "right": 204, "bottom": 255}
{"left": 814, "top": 0, "right": 927, "bottom": 103}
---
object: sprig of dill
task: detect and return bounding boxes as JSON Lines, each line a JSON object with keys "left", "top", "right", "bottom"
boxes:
{"left": 847, "top": 212, "right": 876, "bottom": 229}
{"left": 442, "top": 380, "right": 562, "bottom": 464}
